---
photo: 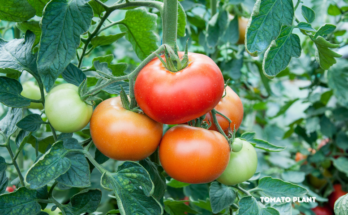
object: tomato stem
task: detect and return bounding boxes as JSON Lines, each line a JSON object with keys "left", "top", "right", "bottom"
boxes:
{"left": 5, "top": 137, "right": 25, "bottom": 187}
{"left": 162, "top": 0, "right": 178, "bottom": 48}
{"left": 210, "top": 0, "right": 217, "bottom": 16}
{"left": 211, "top": 109, "right": 229, "bottom": 140}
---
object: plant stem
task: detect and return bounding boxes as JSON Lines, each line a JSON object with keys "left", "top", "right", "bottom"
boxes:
{"left": 162, "top": 0, "right": 178, "bottom": 48}
{"left": 236, "top": 184, "right": 251, "bottom": 196}
{"left": 49, "top": 122, "right": 58, "bottom": 141}
{"left": 211, "top": 109, "right": 229, "bottom": 140}
{"left": 108, "top": 1, "right": 163, "bottom": 12}
{"left": 49, "top": 181, "right": 58, "bottom": 197}
{"left": 5, "top": 138, "right": 25, "bottom": 186}
{"left": 210, "top": 0, "right": 217, "bottom": 16}
{"left": 78, "top": 10, "right": 112, "bottom": 68}
{"left": 84, "top": 151, "right": 106, "bottom": 174}
{"left": 294, "top": 0, "right": 301, "bottom": 11}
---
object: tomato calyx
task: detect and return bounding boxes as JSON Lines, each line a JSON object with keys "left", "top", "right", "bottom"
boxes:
{"left": 188, "top": 114, "right": 211, "bottom": 129}
{"left": 155, "top": 43, "right": 189, "bottom": 72}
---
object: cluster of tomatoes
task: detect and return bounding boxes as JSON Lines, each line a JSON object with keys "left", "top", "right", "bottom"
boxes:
{"left": 22, "top": 52, "right": 257, "bottom": 185}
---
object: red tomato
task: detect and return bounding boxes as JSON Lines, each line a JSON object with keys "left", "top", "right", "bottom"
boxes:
{"left": 159, "top": 125, "right": 230, "bottom": 184}
{"left": 205, "top": 86, "right": 243, "bottom": 132}
{"left": 6, "top": 185, "right": 16, "bottom": 193}
{"left": 90, "top": 97, "right": 163, "bottom": 161}
{"left": 312, "top": 206, "right": 333, "bottom": 215}
{"left": 329, "top": 184, "right": 347, "bottom": 209}
{"left": 135, "top": 52, "right": 224, "bottom": 124}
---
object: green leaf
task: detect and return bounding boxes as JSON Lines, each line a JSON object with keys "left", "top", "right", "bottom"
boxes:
{"left": 257, "top": 177, "right": 308, "bottom": 198}
{"left": 301, "top": 5, "right": 315, "bottom": 23}
{"left": 27, "top": 0, "right": 50, "bottom": 16}
{"left": 328, "top": 4, "right": 341, "bottom": 16}
{"left": 0, "top": 157, "right": 8, "bottom": 194}
{"left": 91, "top": 33, "right": 126, "bottom": 47}
{"left": 281, "top": 171, "right": 305, "bottom": 183}
{"left": 120, "top": 8, "right": 159, "bottom": 60}
{"left": 103, "top": 82, "right": 129, "bottom": 95}
{"left": 100, "top": 162, "right": 162, "bottom": 215}
{"left": 334, "top": 194, "right": 348, "bottom": 215}
{"left": 336, "top": 132, "right": 348, "bottom": 150}
{"left": 16, "top": 20, "right": 41, "bottom": 47}
{"left": 177, "top": 3, "right": 187, "bottom": 37}
{"left": 0, "top": 77, "right": 31, "bottom": 108}
{"left": 164, "top": 199, "right": 198, "bottom": 215}
{"left": 0, "top": 108, "right": 22, "bottom": 137}
{"left": 271, "top": 98, "right": 299, "bottom": 118}
{"left": 209, "top": 182, "right": 236, "bottom": 213}
{"left": 246, "top": 0, "right": 294, "bottom": 56}
{"left": 0, "top": 0, "right": 35, "bottom": 22}
{"left": 91, "top": 55, "right": 113, "bottom": 69}
{"left": 167, "top": 179, "right": 190, "bottom": 188}
{"left": 61, "top": 189, "right": 101, "bottom": 215}
{"left": 16, "top": 114, "right": 44, "bottom": 132}
{"left": 206, "top": 10, "right": 228, "bottom": 47}
{"left": 271, "top": 203, "right": 292, "bottom": 215}
{"left": 239, "top": 196, "right": 279, "bottom": 215}
{"left": 56, "top": 152, "right": 90, "bottom": 188}
{"left": 26, "top": 141, "right": 73, "bottom": 189}
{"left": 28, "top": 135, "right": 54, "bottom": 154}
{"left": 332, "top": 157, "right": 348, "bottom": 177}
{"left": 222, "top": 16, "right": 239, "bottom": 44}
{"left": 263, "top": 26, "right": 301, "bottom": 77}
{"left": 0, "top": 31, "right": 39, "bottom": 79}
{"left": 191, "top": 199, "right": 212, "bottom": 212}
{"left": 240, "top": 133, "right": 285, "bottom": 152}
{"left": 62, "top": 64, "right": 86, "bottom": 86}
{"left": 297, "top": 22, "right": 316, "bottom": 32}
{"left": 140, "top": 159, "right": 166, "bottom": 202}
{"left": 184, "top": 184, "right": 209, "bottom": 201}
{"left": 37, "top": 0, "right": 93, "bottom": 91}
{"left": 327, "top": 63, "right": 348, "bottom": 106}
{"left": 315, "top": 24, "right": 336, "bottom": 38}
{"left": 0, "top": 187, "right": 41, "bottom": 215}
{"left": 314, "top": 36, "right": 341, "bottom": 70}
{"left": 320, "top": 116, "right": 336, "bottom": 137}
{"left": 88, "top": 0, "right": 106, "bottom": 17}
{"left": 0, "top": 68, "right": 21, "bottom": 80}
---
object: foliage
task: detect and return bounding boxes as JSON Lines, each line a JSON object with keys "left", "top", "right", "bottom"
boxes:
{"left": 0, "top": 0, "right": 347, "bottom": 214}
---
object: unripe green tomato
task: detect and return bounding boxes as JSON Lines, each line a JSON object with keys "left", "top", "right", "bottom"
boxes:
{"left": 21, "top": 82, "right": 43, "bottom": 109}
{"left": 231, "top": 138, "right": 243, "bottom": 152}
{"left": 217, "top": 140, "right": 257, "bottom": 185}
{"left": 45, "top": 83, "right": 93, "bottom": 133}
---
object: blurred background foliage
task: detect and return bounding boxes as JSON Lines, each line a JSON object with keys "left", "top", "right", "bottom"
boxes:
{"left": 0, "top": 0, "right": 348, "bottom": 214}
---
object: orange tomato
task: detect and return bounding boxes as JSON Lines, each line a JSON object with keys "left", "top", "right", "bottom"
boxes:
{"left": 205, "top": 86, "right": 243, "bottom": 133}
{"left": 90, "top": 97, "right": 163, "bottom": 161}
{"left": 159, "top": 125, "right": 230, "bottom": 184}
{"left": 295, "top": 152, "right": 307, "bottom": 162}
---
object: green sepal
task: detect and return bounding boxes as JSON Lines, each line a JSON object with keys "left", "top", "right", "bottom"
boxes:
{"left": 120, "top": 85, "right": 130, "bottom": 110}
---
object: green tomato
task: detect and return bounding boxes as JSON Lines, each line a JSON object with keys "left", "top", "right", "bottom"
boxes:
{"left": 45, "top": 83, "right": 93, "bottom": 133}
{"left": 231, "top": 138, "right": 243, "bottom": 152}
{"left": 21, "top": 82, "right": 43, "bottom": 109}
{"left": 217, "top": 140, "right": 257, "bottom": 185}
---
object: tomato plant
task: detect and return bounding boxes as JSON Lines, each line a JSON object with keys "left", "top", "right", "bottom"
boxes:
{"left": 90, "top": 96, "right": 163, "bottom": 161}
{"left": 45, "top": 83, "right": 93, "bottom": 133}
{"left": 0, "top": 0, "right": 347, "bottom": 214}
{"left": 217, "top": 139, "right": 257, "bottom": 185}
{"left": 159, "top": 125, "right": 230, "bottom": 184}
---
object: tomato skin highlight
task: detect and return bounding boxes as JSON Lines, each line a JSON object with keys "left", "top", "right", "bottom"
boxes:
{"left": 311, "top": 206, "right": 333, "bottom": 215}
{"left": 205, "top": 86, "right": 243, "bottom": 132}
{"left": 329, "top": 184, "right": 347, "bottom": 209}
{"left": 135, "top": 52, "right": 225, "bottom": 124}
{"left": 90, "top": 97, "right": 163, "bottom": 161}
{"left": 45, "top": 84, "right": 93, "bottom": 133}
{"left": 159, "top": 125, "right": 230, "bottom": 184}
{"left": 217, "top": 140, "right": 257, "bottom": 185}
{"left": 21, "top": 82, "right": 43, "bottom": 109}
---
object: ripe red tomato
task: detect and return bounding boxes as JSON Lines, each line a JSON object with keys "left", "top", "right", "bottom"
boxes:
{"left": 159, "top": 125, "right": 230, "bottom": 184}
{"left": 205, "top": 86, "right": 243, "bottom": 132}
{"left": 135, "top": 52, "right": 225, "bottom": 124}
{"left": 90, "top": 97, "right": 163, "bottom": 161}
{"left": 329, "top": 184, "right": 347, "bottom": 209}
{"left": 312, "top": 206, "right": 333, "bottom": 215}
{"left": 6, "top": 185, "right": 16, "bottom": 193}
